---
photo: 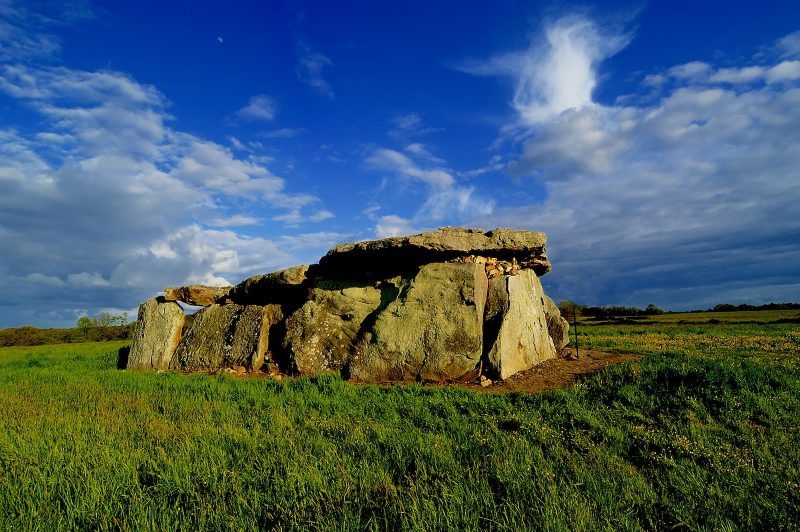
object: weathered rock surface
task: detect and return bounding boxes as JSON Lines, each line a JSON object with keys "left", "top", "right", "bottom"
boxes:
{"left": 127, "top": 297, "right": 184, "bottom": 370}
{"left": 128, "top": 227, "right": 568, "bottom": 383}
{"left": 350, "top": 262, "right": 488, "bottom": 382}
{"left": 544, "top": 296, "right": 570, "bottom": 351}
{"left": 163, "top": 285, "right": 230, "bottom": 307}
{"left": 171, "top": 304, "right": 282, "bottom": 372}
{"left": 283, "top": 281, "right": 384, "bottom": 375}
{"left": 319, "top": 227, "right": 550, "bottom": 278}
{"left": 485, "top": 270, "right": 557, "bottom": 380}
{"left": 227, "top": 264, "right": 311, "bottom": 305}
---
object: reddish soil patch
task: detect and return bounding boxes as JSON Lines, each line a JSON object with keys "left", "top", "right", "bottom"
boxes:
{"left": 225, "top": 350, "right": 639, "bottom": 395}
{"left": 450, "top": 350, "right": 639, "bottom": 394}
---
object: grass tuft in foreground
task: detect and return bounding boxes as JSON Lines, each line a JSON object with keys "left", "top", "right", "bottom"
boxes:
{"left": 0, "top": 322, "right": 798, "bottom": 530}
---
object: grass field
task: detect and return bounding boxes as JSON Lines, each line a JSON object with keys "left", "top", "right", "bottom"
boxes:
{"left": 0, "top": 318, "right": 798, "bottom": 530}
{"left": 579, "top": 308, "right": 800, "bottom": 325}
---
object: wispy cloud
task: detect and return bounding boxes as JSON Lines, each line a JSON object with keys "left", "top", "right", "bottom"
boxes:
{"left": 366, "top": 148, "right": 454, "bottom": 189}
{"left": 259, "top": 127, "right": 307, "bottom": 139}
{"left": 776, "top": 30, "right": 800, "bottom": 59}
{"left": 206, "top": 215, "right": 263, "bottom": 228}
{"left": 296, "top": 43, "right": 333, "bottom": 98}
{"left": 388, "top": 112, "right": 444, "bottom": 138}
{"left": 364, "top": 145, "right": 494, "bottom": 238}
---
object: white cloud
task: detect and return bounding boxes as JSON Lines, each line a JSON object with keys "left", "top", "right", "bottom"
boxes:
{"left": 766, "top": 60, "right": 800, "bottom": 83}
{"left": 388, "top": 112, "right": 444, "bottom": 138}
{"left": 375, "top": 215, "right": 418, "bottom": 238}
{"left": 0, "top": 19, "right": 60, "bottom": 60}
{"left": 459, "top": 14, "right": 631, "bottom": 125}
{"left": 708, "top": 66, "right": 766, "bottom": 84}
{"left": 418, "top": 186, "right": 494, "bottom": 222}
{"left": 366, "top": 148, "right": 454, "bottom": 189}
{"left": 168, "top": 136, "right": 289, "bottom": 199}
{"left": 111, "top": 224, "right": 295, "bottom": 290}
{"left": 405, "top": 143, "right": 445, "bottom": 163}
{"left": 309, "top": 209, "right": 335, "bottom": 222}
{"left": 296, "top": 44, "right": 333, "bottom": 97}
{"left": 0, "top": 37, "right": 332, "bottom": 325}
{"left": 469, "top": 21, "right": 800, "bottom": 308}
{"left": 259, "top": 127, "right": 307, "bottom": 139}
{"left": 67, "top": 272, "right": 111, "bottom": 287}
{"left": 206, "top": 215, "right": 263, "bottom": 228}
{"left": 235, "top": 94, "right": 277, "bottom": 121}
{"left": 273, "top": 206, "right": 334, "bottom": 227}
{"left": 364, "top": 144, "right": 495, "bottom": 239}
{"left": 669, "top": 61, "right": 711, "bottom": 80}
{"left": 777, "top": 31, "right": 800, "bottom": 58}
{"left": 279, "top": 231, "right": 347, "bottom": 252}
{"left": 461, "top": 155, "right": 505, "bottom": 177}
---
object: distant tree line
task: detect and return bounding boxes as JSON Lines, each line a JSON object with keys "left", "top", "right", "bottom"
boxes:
{"left": 576, "top": 304, "right": 664, "bottom": 320}
{"left": 0, "top": 312, "right": 134, "bottom": 347}
{"left": 556, "top": 301, "right": 800, "bottom": 321}
{"left": 710, "top": 303, "right": 800, "bottom": 312}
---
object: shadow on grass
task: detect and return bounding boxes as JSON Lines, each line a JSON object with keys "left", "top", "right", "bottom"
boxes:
{"left": 117, "top": 346, "right": 129, "bottom": 369}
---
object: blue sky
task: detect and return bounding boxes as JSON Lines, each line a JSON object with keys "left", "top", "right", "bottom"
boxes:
{"left": 1, "top": 0, "right": 799, "bottom": 327}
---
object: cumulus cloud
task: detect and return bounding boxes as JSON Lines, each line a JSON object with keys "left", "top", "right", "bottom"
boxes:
{"left": 466, "top": 18, "right": 800, "bottom": 308}
{"left": 110, "top": 224, "right": 295, "bottom": 291}
{"left": 0, "top": 24, "right": 333, "bottom": 325}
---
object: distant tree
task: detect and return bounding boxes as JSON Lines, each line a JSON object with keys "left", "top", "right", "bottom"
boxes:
{"left": 76, "top": 316, "right": 93, "bottom": 339}
{"left": 558, "top": 301, "right": 582, "bottom": 321}
{"left": 645, "top": 304, "right": 664, "bottom": 315}
{"left": 110, "top": 313, "right": 128, "bottom": 327}
{"left": 93, "top": 312, "right": 111, "bottom": 340}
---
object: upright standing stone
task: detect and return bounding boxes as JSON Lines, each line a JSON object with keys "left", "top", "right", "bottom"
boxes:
{"left": 127, "top": 297, "right": 185, "bottom": 370}
{"left": 172, "top": 304, "right": 282, "bottom": 372}
{"left": 351, "top": 262, "right": 488, "bottom": 382}
{"left": 485, "top": 270, "right": 557, "bottom": 379}
{"left": 283, "top": 282, "right": 384, "bottom": 375}
{"left": 543, "top": 295, "right": 570, "bottom": 351}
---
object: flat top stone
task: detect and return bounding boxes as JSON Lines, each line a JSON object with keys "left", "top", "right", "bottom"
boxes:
{"left": 163, "top": 285, "right": 231, "bottom": 307}
{"left": 227, "top": 264, "right": 311, "bottom": 305}
{"left": 325, "top": 227, "right": 546, "bottom": 256}
{"left": 317, "top": 227, "right": 548, "bottom": 278}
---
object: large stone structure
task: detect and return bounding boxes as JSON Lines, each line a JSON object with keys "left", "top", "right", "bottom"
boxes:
{"left": 127, "top": 227, "right": 569, "bottom": 382}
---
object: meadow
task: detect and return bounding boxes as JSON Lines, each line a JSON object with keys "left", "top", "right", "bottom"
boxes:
{"left": 0, "top": 315, "right": 798, "bottom": 530}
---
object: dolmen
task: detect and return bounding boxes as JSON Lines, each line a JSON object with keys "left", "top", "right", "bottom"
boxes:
{"left": 127, "top": 227, "right": 569, "bottom": 383}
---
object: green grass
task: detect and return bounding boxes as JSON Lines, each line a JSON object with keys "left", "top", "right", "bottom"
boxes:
{"left": 0, "top": 321, "right": 799, "bottom": 530}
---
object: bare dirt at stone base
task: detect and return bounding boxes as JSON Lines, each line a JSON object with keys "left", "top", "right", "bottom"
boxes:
{"left": 228, "top": 350, "right": 638, "bottom": 395}
{"left": 452, "top": 350, "right": 639, "bottom": 394}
